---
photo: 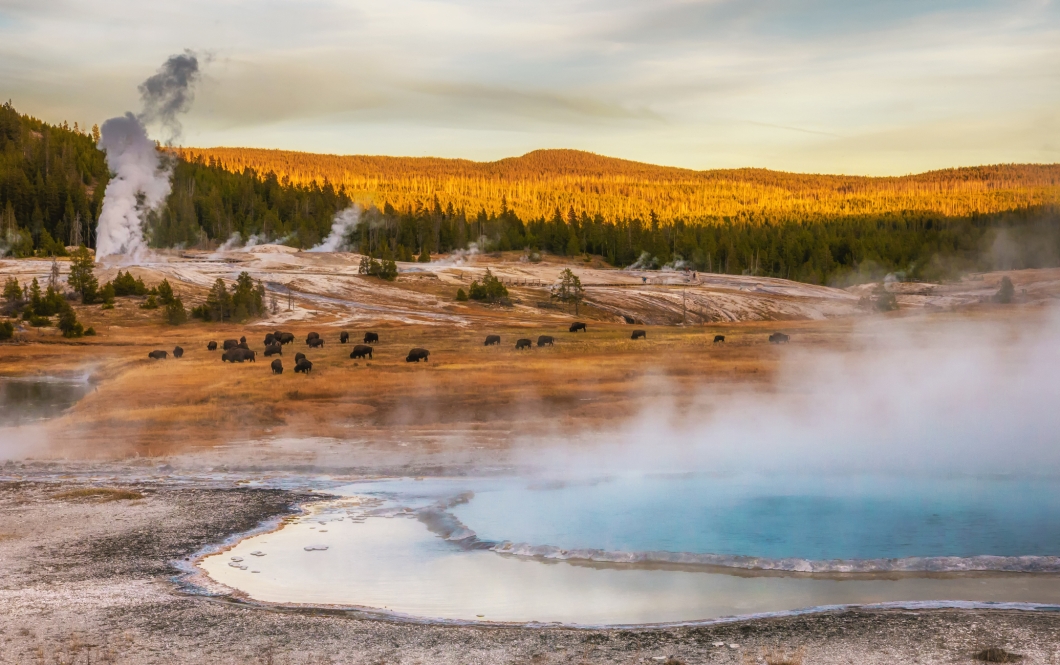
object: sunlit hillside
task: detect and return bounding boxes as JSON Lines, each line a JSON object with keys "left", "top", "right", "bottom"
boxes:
{"left": 177, "top": 147, "right": 1060, "bottom": 223}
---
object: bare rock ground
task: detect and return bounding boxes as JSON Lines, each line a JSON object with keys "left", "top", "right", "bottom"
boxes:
{"left": 2, "top": 478, "right": 1059, "bottom": 664}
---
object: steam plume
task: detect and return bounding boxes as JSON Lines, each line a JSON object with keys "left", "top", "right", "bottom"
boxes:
{"left": 95, "top": 52, "right": 200, "bottom": 261}
{"left": 309, "top": 207, "right": 361, "bottom": 252}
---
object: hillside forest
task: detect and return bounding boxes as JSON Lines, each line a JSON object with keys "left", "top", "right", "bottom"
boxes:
{"left": 2, "top": 102, "right": 1059, "bottom": 285}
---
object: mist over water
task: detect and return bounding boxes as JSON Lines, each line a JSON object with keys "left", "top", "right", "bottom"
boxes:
{"left": 519, "top": 310, "right": 1060, "bottom": 479}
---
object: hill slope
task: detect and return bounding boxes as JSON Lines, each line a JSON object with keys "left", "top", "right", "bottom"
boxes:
{"left": 177, "top": 147, "right": 1060, "bottom": 223}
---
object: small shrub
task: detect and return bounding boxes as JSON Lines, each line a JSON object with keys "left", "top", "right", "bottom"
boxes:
{"left": 995, "top": 276, "right": 1015, "bottom": 304}
{"left": 156, "top": 279, "right": 175, "bottom": 305}
{"left": 100, "top": 303, "right": 114, "bottom": 310}
{"left": 25, "top": 313, "right": 51, "bottom": 327}
{"left": 84, "top": 326, "right": 96, "bottom": 336}
{"left": 0, "top": 320, "right": 13, "bottom": 340}
{"left": 139, "top": 295, "right": 159, "bottom": 310}
{"left": 58, "top": 304, "right": 84, "bottom": 338}
{"left": 468, "top": 268, "right": 509, "bottom": 303}
{"left": 455, "top": 288, "right": 468, "bottom": 301}
{"left": 165, "top": 297, "right": 187, "bottom": 325}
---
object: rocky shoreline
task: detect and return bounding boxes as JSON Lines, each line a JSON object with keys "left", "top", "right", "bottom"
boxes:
{"left": 2, "top": 477, "right": 1059, "bottom": 664}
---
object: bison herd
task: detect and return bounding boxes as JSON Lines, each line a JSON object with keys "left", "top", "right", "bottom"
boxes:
{"left": 147, "top": 322, "right": 794, "bottom": 369}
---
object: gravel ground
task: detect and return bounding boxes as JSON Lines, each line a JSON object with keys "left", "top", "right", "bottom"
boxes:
{"left": 2, "top": 479, "right": 1059, "bottom": 665}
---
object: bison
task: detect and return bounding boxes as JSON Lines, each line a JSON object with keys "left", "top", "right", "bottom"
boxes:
{"left": 569, "top": 322, "right": 587, "bottom": 333}
{"left": 271, "top": 359, "right": 283, "bottom": 374}
{"left": 294, "top": 358, "right": 313, "bottom": 374}
{"left": 484, "top": 334, "right": 501, "bottom": 346}
{"left": 537, "top": 335, "right": 554, "bottom": 347}
{"left": 405, "top": 348, "right": 430, "bottom": 362}
{"left": 713, "top": 335, "right": 725, "bottom": 344}
{"left": 173, "top": 345, "right": 184, "bottom": 358}
{"left": 294, "top": 352, "right": 306, "bottom": 364}
{"left": 237, "top": 341, "right": 250, "bottom": 350}
{"left": 223, "top": 348, "right": 256, "bottom": 363}
{"left": 350, "top": 344, "right": 373, "bottom": 360}
{"left": 222, "top": 339, "right": 240, "bottom": 351}
{"left": 515, "top": 338, "right": 532, "bottom": 350}
{"left": 148, "top": 350, "right": 168, "bottom": 360}
{"left": 308, "top": 337, "right": 325, "bottom": 349}
{"left": 363, "top": 332, "right": 379, "bottom": 344}
{"left": 207, "top": 341, "right": 218, "bottom": 351}
{"left": 340, "top": 331, "right": 350, "bottom": 344}
{"left": 631, "top": 330, "right": 646, "bottom": 340}
{"left": 239, "top": 336, "right": 246, "bottom": 344}
{"left": 264, "top": 343, "right": 283, "bottom": 357}
{"left": 769, "top": 332, "right": 790, "bottom": 344}
{"left": 264, "top": 333, "right": 276, "bottom": 346}
{"left": 276, "top": 332, "right": 295, "bottom": 345}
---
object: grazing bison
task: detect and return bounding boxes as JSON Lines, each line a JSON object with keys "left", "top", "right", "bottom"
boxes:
{"left": 223, "top": 348, "right": 255, "bottom": 363}
{"left": 294, "top": 352, "right": 306, "bottom": 364}
{"left": 631, "top": 330, "right": 646, "bottom": 340}
{"left": 173, "top": 346, "right": 184, "bottom": 358}
{"left": 276, "top": 332, "right": 295, "bottom": 345}
{"left": 340, "top": 331, "right": 350, "bottom": 344}
{"left": 363, "top": 332, "right": 379, "bottom": 344}
{"left": 264, "top": 343, "right": 283, "bottom": 357}
{"left": 148, "top": 350, "right": 168, "bottom": 360}
{"left": 484, "top": 334, "right": 501, "bottom": 346}
{"left": 264, "top": 333, "right": 276, "bottom": 346}
{"left": 350, "top": 344, "right": 373, "bottom": 360}
{"left": 769, "top": 332, "right": 790, "bottom": 344}
{"left": 271, "top": 359, "right": 283, "bottom": 374}
{"left": 569, "top": 322, "right": 587, "bottom": 333}
{"left": 713, "top": 335, "right": 725, "bottom": 343}
{"left": 207, "top": 341, "right": 217, "bottom": 351}
{"left": 294, "top": 358, "right": 313, "bottom": 374}
{"left": 222, "top": 339, "right": 240, "bottom": 351}
{"left": 405, "top": 348, "right": 430, "bottom": 362}
{"left": 537, "top": 335, "right": 555, "bottom": 347}
{"left": 515, "top": 338, "right": 532, "bottom": 350}
{"left": 306, "top": 332, "right": 320, "bottom": 345}
{"left": 308, "top": 337, "right": 325, "bottom": 348}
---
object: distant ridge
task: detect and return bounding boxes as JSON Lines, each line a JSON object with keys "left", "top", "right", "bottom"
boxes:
{"left": 177, "top": 147, "right": 1060, "bottom": 224}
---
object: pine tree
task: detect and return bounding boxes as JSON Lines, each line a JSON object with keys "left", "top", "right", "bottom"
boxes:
{"left": 68, "top": 246, "right": 99, "bottom": 303}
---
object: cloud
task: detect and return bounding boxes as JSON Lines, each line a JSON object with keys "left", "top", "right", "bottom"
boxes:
{"left": 1, "top": 0, "right": 1058, "bottom": 174}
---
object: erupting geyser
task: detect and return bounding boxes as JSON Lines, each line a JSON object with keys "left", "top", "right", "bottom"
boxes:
{"left": 95, "top": 51, "right": 201, "bottom": 261}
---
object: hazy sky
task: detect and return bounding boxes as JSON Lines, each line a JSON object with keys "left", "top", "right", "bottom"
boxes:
{"left": 2, "top": 0, "right": 1058, "bottom": 174}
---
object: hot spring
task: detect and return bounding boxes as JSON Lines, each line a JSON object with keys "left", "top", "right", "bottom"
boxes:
{"left": 199, "top": 473, "right": 1060, "bottom": 625}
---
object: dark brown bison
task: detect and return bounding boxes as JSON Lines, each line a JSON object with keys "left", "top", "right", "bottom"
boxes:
{"left": 713, "top": 335, "right": 725, "bottom": 343}
{"left": 537, "top": 335, "right": 554, "bottom": 347}
{"left": 405, "top": 348, "right": 429, "bottom": 362}
{"left": 306, "top": 332, "right": 320, "bottom": 344}
{"left": 207, "top": 341, "right": 217, "bottom": 351}
{"left": 569, "top": 322, "right": 587, "bottom": 333}
{"left": 222, "top": 339, "right": 240, "bottom": 351}
{"left": 173, "top": 346, "right": 184, "bottom": 358}
{"left": 631, "top": 330, "right": 646, "bottom": 340}
{"left": 223, "top": 348, "right": 256, "bottom": 363}
{"left": 308, "top": 337, "right": 325, "bottom": 348}
{"left": 364, "top": 332, "right": 379, "bottom": 344}
{"left": 515, "top": 338, "right": 532, "bottom": 349}
{"left": 271, "top": 359, "right": 283, "bottom": 374}
{"left": 484, "top": 334, "right": 501, "bottom": 346}
{"left": 339, "top": 331, "right": 350, "bottom": 343}
{"left": 295, "top": 352, "right": 306, "bottom": 364}
{"left": 294, "top": 358, "right": 313, "bottom": 374}
{"left": 350, "top": 344, "right": 373, "bottom": 359}
{"left": 276, "top": 332, "right": 295, "bottom": 345}
{"left": 769, "top": 332, "right": 790, "bottom": 344}
{"left": 148, "top": 350, "right": 168, "bottom": 360}
{"left": 264, "top": 343, "right": 283, "bottom": 357}
{"left": 239, "top": 336, "right": 246, "bottom": 344}
{"left": 264, "top": 333, "right": 276, "bottom": 346}
{"left": 237, "top": 341, "right": 250, "bottom": 350}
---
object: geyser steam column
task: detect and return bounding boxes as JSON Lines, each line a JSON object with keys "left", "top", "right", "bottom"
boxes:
{"left": 95, "top": 51, "right": 201, "bottom": 261}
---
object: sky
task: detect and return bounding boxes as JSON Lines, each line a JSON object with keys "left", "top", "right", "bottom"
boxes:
{"left": 1, "top": 0, "right": 1058, "bottom": 175}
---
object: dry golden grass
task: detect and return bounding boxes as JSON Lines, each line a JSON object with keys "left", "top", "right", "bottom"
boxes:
{"left": 52, "top": 488, "right": 144, "bottom": 502}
